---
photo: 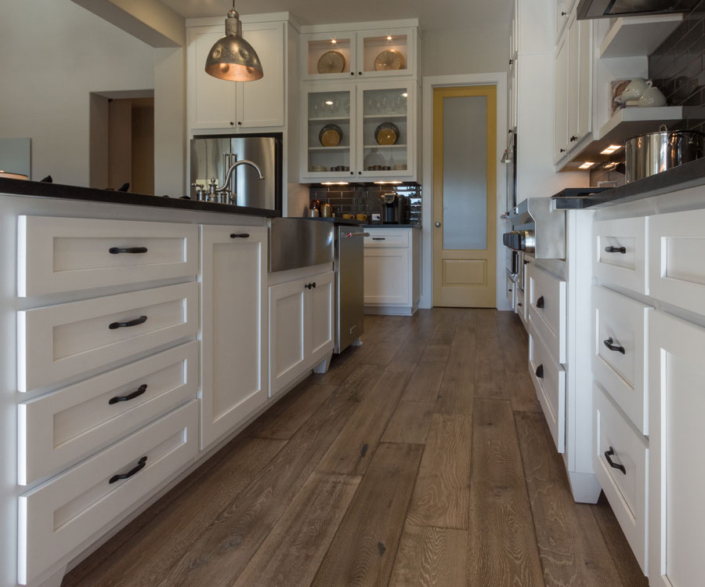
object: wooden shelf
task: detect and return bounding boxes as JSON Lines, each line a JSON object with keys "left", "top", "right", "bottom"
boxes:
{"left": 308, "top": 117, "right": 350, "bottom": 123}
{"left": 599, "top": 15, "right": 683, "bottom": 58}
{"left": 308, "top": 146, "right": 350, "bottom": 151}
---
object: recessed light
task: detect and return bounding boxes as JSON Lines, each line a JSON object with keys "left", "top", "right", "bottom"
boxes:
{"left": 387, "top": 35, "right": 393, "bottom": 41}
{"left": 579, "top": 161, "right": 596, "bottom": 170}
{"left": 331, "top": 39, "right": 337, "bottom": 44}
{"left": 600, "top": 144, "right": 622, "bottom": 155}
{"left": 325, "top": 100, "right": 334, "bottom": 105}
{"left": 401, "top": 93, "right": 408, "bottom": 98}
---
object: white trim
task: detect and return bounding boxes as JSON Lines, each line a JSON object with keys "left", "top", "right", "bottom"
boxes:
{"left": 300, "top": 19, "right": 419, "bottom": 34}
{"left": 421, "top": 73, "right": 509, "bottom": 310}
{"left": 185, "top": 12, "right": 299, "bottom": 29}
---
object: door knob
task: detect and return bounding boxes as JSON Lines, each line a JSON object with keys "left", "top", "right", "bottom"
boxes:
{"left": 435, "top": 222, "right": 441, "bottom": 227}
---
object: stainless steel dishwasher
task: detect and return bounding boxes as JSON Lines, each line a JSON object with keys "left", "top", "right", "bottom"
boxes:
{"left": 335, "top": 225, "right": 368, "bottom": 354}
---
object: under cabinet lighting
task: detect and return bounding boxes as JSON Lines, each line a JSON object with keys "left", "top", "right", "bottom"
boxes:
{"left": 579, "top": 161, "right": 596, "bottom": 169}
{"left": 600, "top": 144, "right": 622, "bottom": 155}
{"left": 322, "top": 182, "right": 349, "bottom": 185}
{"left": 374, "top": 181, "right": 403, "bottom": 185}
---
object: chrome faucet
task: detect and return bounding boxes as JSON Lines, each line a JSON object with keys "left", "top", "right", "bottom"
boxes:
{"left": 214, "top": 159, "right": 265, "bottom": 205}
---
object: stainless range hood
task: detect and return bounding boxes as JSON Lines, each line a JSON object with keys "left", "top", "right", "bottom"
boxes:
{"left": 576, "top": 0, "right": 696, "bottom": 20}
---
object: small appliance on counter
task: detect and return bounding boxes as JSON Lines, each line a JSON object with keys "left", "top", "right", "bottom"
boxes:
{"left": 381, "top": 192, "right": 411, "bottom": 224}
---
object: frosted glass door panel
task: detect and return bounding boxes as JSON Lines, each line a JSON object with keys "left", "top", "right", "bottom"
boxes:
{"left": 442, "top": 96, "right": 487, "bottom": 251}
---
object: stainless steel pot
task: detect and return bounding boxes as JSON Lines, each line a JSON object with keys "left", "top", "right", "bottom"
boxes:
{"left": 625, "top": 126, "right": 705, "bottom": 183}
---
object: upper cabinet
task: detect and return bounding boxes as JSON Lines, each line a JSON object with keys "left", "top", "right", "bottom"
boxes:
{"left": 187, "top": 21, "right": 286, "bottom": 132}
{"left": 301, "top": 26, "right": 418, "bottom": 82}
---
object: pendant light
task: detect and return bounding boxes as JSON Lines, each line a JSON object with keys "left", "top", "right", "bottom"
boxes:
{"left": 205, "top": 0, "right": 263, "bottom": 82}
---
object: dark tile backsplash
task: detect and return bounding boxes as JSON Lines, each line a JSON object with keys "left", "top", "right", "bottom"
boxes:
{"left": 309, "top": 183, "right": 422, "bottom": 226}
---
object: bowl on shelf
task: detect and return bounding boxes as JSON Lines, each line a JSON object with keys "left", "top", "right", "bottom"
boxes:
{"left": 319, "top": 124, "right": 343, "bottom": 147}
{"left": 375, "top": 122, "right": 400, "bottom": 145}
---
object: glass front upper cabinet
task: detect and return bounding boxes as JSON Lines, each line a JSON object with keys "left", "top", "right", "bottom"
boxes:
{"left": 357, "top": 28, "right": 415, "bottom": 79}
{"left": 301, "top": 32, "right": 356, "bottom": 81}
{"left": 304, "top": 86, "right": 356, "bottom": 180}
{"left": 358, "top": 83, "right": 415, "bottom": 179}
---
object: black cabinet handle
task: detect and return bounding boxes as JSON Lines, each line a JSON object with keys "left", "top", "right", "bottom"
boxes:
{"left": 603, "top": 337, "right": 625, "bottom": 354}
{"left": 230, "top": 233, "right": 250, "bottom": 239}
{"left": 372, "top": 237, "right": 386, "bottom": 241}
{"left": 604, "top": 447, "right": 626, "bottom": 475}
{"left": 109, "top": 247, "right": 148, "bottom": 255}
{"left": 305, "top": 283, "right": 312, "bottom": 290}
{"left": 109, "top": 384, "right": 147, "bottom": 405}
{"left": 570, "top": 135, "right": 577, "bottom": 142}
{"left": 605, "top": 245, "right": 626, "bottom": 254}
{"left": 312, "top": 282, "right": 316, "bottom": 288}
{"left": 536, "top": 296, "right": 545, "bottom": 309}
{"left": 109, "top": 316, "right": 147, "bottom": 330}
{"left": 560, "top": 148, "right": 566, "bottom": 153}
{"left": 109, "top": 456, "right": 148, "bottom": 484}
{"left": 517, "top": 302, "right": 523, "bottom": 307}
{"left": 535, "top": 364, "right": 544, "bottom": 379}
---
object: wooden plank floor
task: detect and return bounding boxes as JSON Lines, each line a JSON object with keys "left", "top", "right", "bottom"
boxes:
{"left": 63, "top": 309, "right": 648, "bottom": 587}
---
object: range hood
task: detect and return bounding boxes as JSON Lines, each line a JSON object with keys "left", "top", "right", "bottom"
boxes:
{"left": 577, "top": 0, "right": 696, "bottom": 20}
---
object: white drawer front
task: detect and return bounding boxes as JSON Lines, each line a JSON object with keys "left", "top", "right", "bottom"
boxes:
{"left": 592, "top": 286, "right": 651, "bottom": 434}
{"left": 506, "top": 275, "right": 517, "bottom": 308}
{"left": 363, "top": 230, "right": 410, "bottom": 248}
{"left": 18, "top": 283, "right": 199, "bottom": 392}
{"left": 18, "top": 400, "right": 198, "bottom": 585}
{"left": 593, "top": 383, "right": 648, "bottom": 573}
{"left": 18, "top": 342, "right": 199, "bottom": 485}
{"left": 529, "top": 330, "right": 566, "bottom": 453}
{"left": 528, "top": 264, "right": 566, "bottom": 364}
{"left": 594, "top": 217, "right": 647, "bottom": 295}
{"left": 18, "top": 216, "right": 199, "bottom": 297}
{"left": 649, "top": 208, "right": 705, "bottom": 318}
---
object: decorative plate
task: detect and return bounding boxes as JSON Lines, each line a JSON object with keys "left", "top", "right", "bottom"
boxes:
{"left": 375, "top": 122, "right": 400, "bottom": 145}
{"left": 374, "top": 50, "right": 404, "bottom": 71}
{"left": 319, "top": 124, "right": 343, "bottom": 147}
{"left": 318, "top": 51, "right": 346, "bottom": 74}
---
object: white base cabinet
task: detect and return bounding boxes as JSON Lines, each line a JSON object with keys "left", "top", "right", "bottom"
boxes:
{"left": 200, "top": 225, "right": 268, "bottom": 451}
{"left": 269, "top": 271, "right": 334, "bottom": 397}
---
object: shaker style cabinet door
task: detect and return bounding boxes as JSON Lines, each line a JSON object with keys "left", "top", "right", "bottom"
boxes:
{"left": 307, "top": 271, "right": 335, "bottom": 363}
{"left": 200, "top": 225, "right": 268, "bottom": 450}
{"left": 554, "top": 35, "right": 569, "bottom": 161}
{"left": 649, "top": 311, "right": 705, "bottom": 586}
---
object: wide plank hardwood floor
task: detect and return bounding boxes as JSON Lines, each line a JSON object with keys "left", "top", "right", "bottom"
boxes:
{"left": 63, "top": 309, "right": 647, "bottom": 587}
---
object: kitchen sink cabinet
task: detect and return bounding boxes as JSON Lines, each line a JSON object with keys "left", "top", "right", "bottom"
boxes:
{"left": 200, "top": 225, "right": 268, "bottom": 450}
{"left": 187, "top": 21, "right": 285, "bottom": 131}
{"left": 269, "top": 270, "right": 334, "bottom": 397}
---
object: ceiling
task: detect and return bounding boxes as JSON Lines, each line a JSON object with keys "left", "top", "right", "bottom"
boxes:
{"left": 160, "top": 0, "right": 513, "bottom": 31}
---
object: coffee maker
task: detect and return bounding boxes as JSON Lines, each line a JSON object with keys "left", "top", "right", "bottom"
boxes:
{"left": 381, "top": 192, "right": 410, "bottom": 224}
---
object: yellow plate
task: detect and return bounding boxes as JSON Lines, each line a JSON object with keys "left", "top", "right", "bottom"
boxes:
{"left": 376, "top": 129, "right": 398, "bottom": 145}
{"left": 374, "top": 50, "right": 404, "bottom": 71}
{"left": 320, "top": 128, "right": 341, "bottom": 147}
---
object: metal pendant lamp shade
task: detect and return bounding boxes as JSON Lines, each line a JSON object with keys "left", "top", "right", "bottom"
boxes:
{"left": 205, "top": 9, "right": 263, "bottom": 82}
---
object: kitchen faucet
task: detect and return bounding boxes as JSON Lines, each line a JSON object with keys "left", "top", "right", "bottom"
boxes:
{"left": 194, "top": 159, "right": 265, "bottom": 204}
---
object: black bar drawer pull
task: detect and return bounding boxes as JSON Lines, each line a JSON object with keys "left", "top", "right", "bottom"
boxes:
{"left": 604, "top": 447, "right": 626, "bottom": 474}
{"left": 109, "top": 456, "right": 148, "bottom": 484}
{"left": 605, "top": 245, "right": 626, "bottom": 254}
{"left": 535, "top": 364, "right": 544, "bottom": 379}
{"left": 230, "top": 233, "right": 250, "bottom": 239}
{"left": 536, "top": 296, "right": 545, "bottom": 309}
{"left": 372, "top": 237, "right": 386, "bottom": 241}
{"left": 109, "top": 315, "right": 148, "bottom": 330}
{"left": 109, "top": 384, "right": 147, "bottom": 405}
{"left": 603, "top": 338, "right": 626, "bottom": 354}
{"left": 109, "top": 247, "right": 148, "bottom": 255}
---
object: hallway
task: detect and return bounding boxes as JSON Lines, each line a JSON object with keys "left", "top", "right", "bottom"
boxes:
{"left": 63, "top": 309, "right": 647, "bottom": 586}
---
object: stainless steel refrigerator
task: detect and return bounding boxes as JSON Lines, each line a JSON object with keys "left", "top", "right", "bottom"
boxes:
{"left": 190, "top": 133, "right": 282, "bottom": 211}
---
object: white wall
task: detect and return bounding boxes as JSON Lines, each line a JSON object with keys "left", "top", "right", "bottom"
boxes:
{"left": 422, "top": 26, "right": 511, "bottom": 77}
{"left": 0, "top": 0, "right": 155, "bottom": 186}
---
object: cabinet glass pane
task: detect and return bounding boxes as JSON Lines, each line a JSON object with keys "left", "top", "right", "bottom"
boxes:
{"left": 308, "top": 91, "right": 351, "bottom": 174}
{"left": 307, "top": 37, "right": 352, "bottom": 76}
{"left": 361, "top": 88, "right": 408, "bottom": 172}
{"left": 362, "top": 34, "right": 408, "bottom": 73}
{"left": 442, "top": 96, "right": 487, "bottom": 251}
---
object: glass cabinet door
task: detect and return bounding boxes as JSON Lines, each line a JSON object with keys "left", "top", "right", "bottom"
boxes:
{"left": 302, "top": 32, "right": 356, "bottom": 82}
{"left": 305, "top": 87, "right": 355, "bottom": 180}
{"left": 356, "top": 28, "right": 415, "bottom": 78}
{"left": 358, "top": 84, "right": 414, "bottom": 179}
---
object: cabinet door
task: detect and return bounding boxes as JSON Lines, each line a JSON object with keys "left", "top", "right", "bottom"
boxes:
{"left": 307, "top": 271, "right": 334, "bottom": 363}
{"left": 200, "top": 225, "right": 267, "bottom": 449}
{"left": 237, "top": 22, "right": 285, "bottom": 128}
{"left": 577, "top": 19, "right": 592, "bottom": 140}
{"left": 364, "top": 248, "right": 410, "bottom": 305}
{"left": 554, "top": 36, "right": 569, "bottom": 161}
{"left": 269, "top": 278, "right": 307, "bottom": 396}
{"left": 567, "top": 13, "right": 580, "bottom": 147}
{"left": 649, "top": 311, "right": 705, "bottom": 586}
{"left": 188, "top": 28, "right": 237, "bottom": 130}
{"left": 301, "top": 31, "right": 357, "bottom": 82}
{"left": 355, "top": 28, "right": 416, "bottom": 79}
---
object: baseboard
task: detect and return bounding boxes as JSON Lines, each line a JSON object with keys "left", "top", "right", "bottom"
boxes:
{"left": 568, "top": 470, "right": 602, "bottom": 504}
{"left": 364, "top": 305, "right": 416, "bottom": 316}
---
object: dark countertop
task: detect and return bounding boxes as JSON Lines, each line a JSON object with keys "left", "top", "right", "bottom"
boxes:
{"left": 0, "top": 178, "right": 282, "bottom": 218}
{"left": 553, "top": 158, "right": 705, "bottom": 210}
{"left": 362, "top": 223, "right": 421, "bottom": 229}
{"left": 305, "top": 217, "right": 363, "bottom": 226}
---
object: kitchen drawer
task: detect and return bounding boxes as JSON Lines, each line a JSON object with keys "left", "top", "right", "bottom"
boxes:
{"left": 506, "top": 274, "right": 517, "bottom": 309}
{"left": 18, "top": 283, "right": 199, "bottom": 392}
{"left": 18, "top": 216, "right": 199, "bottom": 297}
{"left": 592, "top": 286, "right": 651, "bottom": 434}
{"left": 529, "top": 329, "right": 566, "bottom": 453}
{"left": 18, "top": 400, "right": 198, "bottom": 586}
{"left": 593, "top": 383, "right": 648, "bottom": 573}
{"left": 649, "top": 208, "right": 705, "bottom": 318}
{"left": 363, "top": 230, "right": 410, "bottom": 249}
{"left": 528, "top": 264, "right": 566, "bottom": 364}
{"left": 594, "top": 217, "right": 648, "bottom": 295}
{"left": 18, "top": 342, "right": 199, "bottom": 485}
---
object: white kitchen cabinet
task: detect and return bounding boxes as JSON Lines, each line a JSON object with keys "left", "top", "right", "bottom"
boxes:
{"left": 187, "top": 22, "right": 285, "bottom": 131}
{"left": 200, "top": 225, "right": 268, "bottom": 450}
{"left": 554, "top": 35, "right": 569, "bottom": 161}
{"left": 269, "top": 271, "right": 334, "bottom": 396}
{"left": 649, "top": 311, "right": 705, "bottom": 586}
